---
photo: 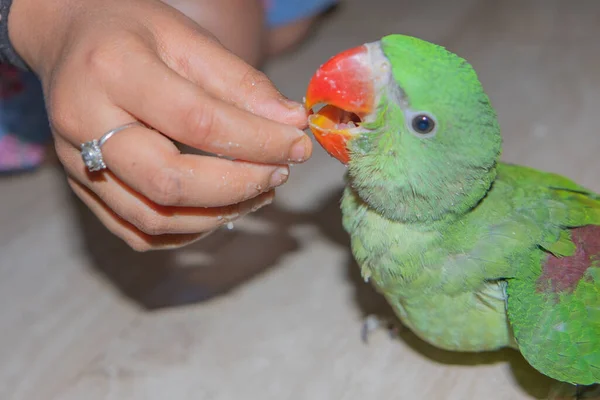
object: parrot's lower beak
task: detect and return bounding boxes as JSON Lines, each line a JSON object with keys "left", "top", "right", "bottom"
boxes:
{"left": 305, "top": 44, "right": 378, "bottom": 164}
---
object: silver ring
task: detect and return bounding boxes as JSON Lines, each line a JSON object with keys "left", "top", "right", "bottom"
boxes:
{"left": 80, "top": 121, "right": 144, "bottom": 172}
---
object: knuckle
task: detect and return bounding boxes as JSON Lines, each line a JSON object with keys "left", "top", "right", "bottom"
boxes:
{"left": 183, "top": 102, "right": 216, "bottom": 146}
{"left": 146, "top": 168, "right": 185, "bottom": 206}
{"left": 239, "top": 66, "right": 272, "bottom": 94}
{"left": 82, "top": 40, "right": 132, "bottom": 81}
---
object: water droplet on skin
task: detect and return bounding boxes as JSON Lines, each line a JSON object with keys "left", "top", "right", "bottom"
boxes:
{"left": 227, "top": 222, "right": 234, "bottom": 230}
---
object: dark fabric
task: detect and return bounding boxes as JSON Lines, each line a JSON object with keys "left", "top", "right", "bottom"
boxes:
{"left": 0, "top": 0, "right": 28, "bottom": 70}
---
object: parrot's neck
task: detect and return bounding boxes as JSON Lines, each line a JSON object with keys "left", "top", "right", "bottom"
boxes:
{"left": 346, "top": 162, "right": 498, "bottom": 224}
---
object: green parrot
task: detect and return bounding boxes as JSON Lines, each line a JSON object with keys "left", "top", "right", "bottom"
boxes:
{"left": 304, "top": 34, "right": 600, "bottom": 397}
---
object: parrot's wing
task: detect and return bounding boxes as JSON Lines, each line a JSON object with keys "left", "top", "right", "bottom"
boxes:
{"left": 499, "top": 163, "right": 600, "bottom": 385}
{"left": 499, "top": 162, "right": 600, "bottom": 199}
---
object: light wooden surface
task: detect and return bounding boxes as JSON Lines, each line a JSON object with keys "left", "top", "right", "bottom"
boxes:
{"left": 1, "top": 1, "right": 599, "bottom": 399}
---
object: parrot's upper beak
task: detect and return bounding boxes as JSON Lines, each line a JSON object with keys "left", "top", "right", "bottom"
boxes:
{"left": 305, "top": 43, "right": 379, "bottom": 164}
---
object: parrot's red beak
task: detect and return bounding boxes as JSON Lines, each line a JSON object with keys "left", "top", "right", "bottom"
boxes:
{"left": 305, "top": 45, "right": 376, "bottom": 164}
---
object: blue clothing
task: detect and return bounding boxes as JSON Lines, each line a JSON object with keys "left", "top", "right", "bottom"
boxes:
{"left": 265, "top": 0, "right": 337, "bottom": 27}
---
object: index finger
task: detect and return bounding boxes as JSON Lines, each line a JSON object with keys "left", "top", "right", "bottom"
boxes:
{"left": 109, "top": 51, "right": 312, "bottom": 164}
{"left": 165, "top": 35, "right": 309, "bottom": 129}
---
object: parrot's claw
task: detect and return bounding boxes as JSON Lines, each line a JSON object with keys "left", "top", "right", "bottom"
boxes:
{"left": 548, "top": 383, "right": 600, "bottom": 400}
{"left": 360, "top": 314, "right": 401, "bottom": 343}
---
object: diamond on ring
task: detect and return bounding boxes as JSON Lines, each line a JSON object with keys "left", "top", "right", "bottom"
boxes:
{"left": 80, "top": 140, "right": 106, "bottom": 172}
{"left": 80, "top": 121, "right": 144, "bottom": 173}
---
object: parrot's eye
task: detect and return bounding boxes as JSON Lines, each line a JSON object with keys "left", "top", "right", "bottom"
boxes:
{"left": 411, "top": 114, "right": 436, "bottom": 134}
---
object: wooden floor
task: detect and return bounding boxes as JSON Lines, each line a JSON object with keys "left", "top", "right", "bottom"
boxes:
{"left": 2, "top": 0, "right": 599, "bottom": 399}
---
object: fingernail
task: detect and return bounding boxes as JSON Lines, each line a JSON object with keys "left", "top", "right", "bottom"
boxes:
{"left": 269, "top": 167, "right": 289, "bottom": 187}
{"left": 289, "top": 135, "right": 312, "bottom": 162}
{"left": 279, "top": 97, "right": 305, "bottom": 111}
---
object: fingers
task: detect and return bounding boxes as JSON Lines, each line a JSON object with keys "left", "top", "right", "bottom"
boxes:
{"left": 57, "top": 126, "right": 287, "bottom": 208}
{"left": 63, "top": 144, "right": 276, "bottom": 238}
{"left": 68, "top": 179, "right": 206, "bottom": 251}
{"left": 104, "top": 50, "right": 312, "bottom": 165}
{"left": 165, "top": 35, "right": 309, "bottom": 128}
{"left": 56, "top": 111, "right": 278, "bottom": 250}
{"left": 40, "top": 15, "right": 309, "bottom": 251}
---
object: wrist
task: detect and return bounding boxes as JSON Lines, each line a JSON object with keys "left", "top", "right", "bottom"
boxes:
{"left": 8, "top": 0, "right": 73, "bottom": 73}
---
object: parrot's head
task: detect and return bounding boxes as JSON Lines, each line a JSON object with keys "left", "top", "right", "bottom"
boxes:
{"left": 305, "top": 34, "right": 502, "bottom": 222}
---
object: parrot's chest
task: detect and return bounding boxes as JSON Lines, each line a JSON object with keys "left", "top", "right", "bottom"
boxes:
{"left": 342, "top": 194, "right": 514, "bottom": 351}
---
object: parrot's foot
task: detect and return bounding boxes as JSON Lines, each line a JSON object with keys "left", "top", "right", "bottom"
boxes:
{"left": 360, "top": 314, "right": 402, "bottom": 343}
{"left": 548, "top": 383, "right": 600, "bottom": 400}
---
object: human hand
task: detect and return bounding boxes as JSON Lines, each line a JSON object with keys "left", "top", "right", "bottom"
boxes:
{"left": 9, "top": 0, "right": 312, "bottom": 250}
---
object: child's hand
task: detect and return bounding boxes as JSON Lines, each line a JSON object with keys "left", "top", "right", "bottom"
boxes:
{"left": 10, "top": 0, "right": 312, "bottom": 250}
